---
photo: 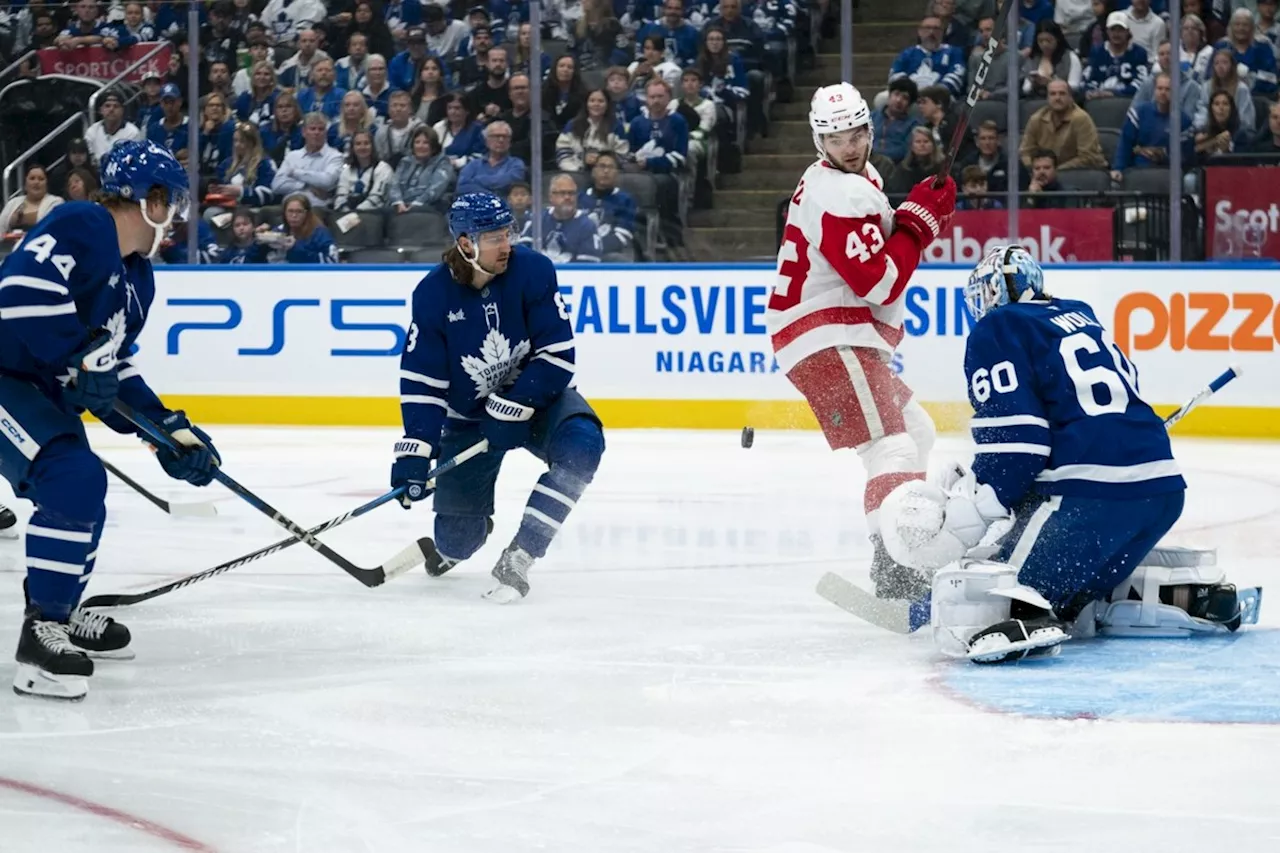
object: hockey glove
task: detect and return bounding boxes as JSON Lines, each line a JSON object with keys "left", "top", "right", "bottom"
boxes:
{"left": 61, "top": 332, "right": 121, "bottom": 420}
{"left": 893, "top": 176, "right": 957, "bottom": 248}
{"left": 149, "top": 411, "right": 221, "bottom": 487}
{"left": 390, "top": 438, "right": 435, "bottom": 509}
{"left": 480, "top": 393, "right": 536, "bottom": 452}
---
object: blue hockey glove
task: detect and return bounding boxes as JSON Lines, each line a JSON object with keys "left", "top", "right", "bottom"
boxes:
{"left": 479, "top": 393, "right": 535, "bottom": 452}
{"left": 390, "top": 437, "right": 435, "bottom": 509}
{"left": 149, "top": 411, "right": 221, "bottom": 487}
{"left": 61, "top": 333, "right": 121, "bottom": 419}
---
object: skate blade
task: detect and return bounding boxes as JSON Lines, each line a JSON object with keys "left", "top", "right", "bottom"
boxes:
{"left": 82, "top": 647, "right": 136, "bottom": 661}
{"left": 12, "top": 664, "right": 88, "bottom": 700}
{"left": 968, "top": 628, "right": 1069, "bottom": 664}
{"left": 0, "top": 529, "right": 19, "bottom": 541}
{"left": 482, "top": 583, "right": 526, "bottom": 604}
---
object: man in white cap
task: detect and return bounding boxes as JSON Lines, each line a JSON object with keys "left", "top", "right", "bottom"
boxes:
{"left": 1085, "top": 11, "right": 1150, "bottom": 100}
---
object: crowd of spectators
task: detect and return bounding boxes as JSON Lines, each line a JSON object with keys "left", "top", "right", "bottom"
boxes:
{"left": 0, "top": 0, "right": 810, "bottom": 262}
{"left": 871, "top": 0, "right": 1280, "bottom": 205}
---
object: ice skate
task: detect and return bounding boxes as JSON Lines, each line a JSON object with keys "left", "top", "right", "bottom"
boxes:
{"left": 13, "top": 610, "right": 94, "bottom": 700}
{"left": 482, "top": 545, "right": 533, "bottom": 604}
{"left": 0, "top": 503, "right": 18, "bottom": 539}
{"left": 967, "top": 615, "right": 1069, "bottom": 664}
{"left": 68, "top": 608, "right": 134, "bottom": 660}
{"left": 869, "top": 534, "right": 930, "bottom": 601}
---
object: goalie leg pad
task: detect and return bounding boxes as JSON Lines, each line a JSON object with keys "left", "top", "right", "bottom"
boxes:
{"left": 1099, "top": 563, "right": 1263, "bottom": 637}
{"left": 930, "top": 560, "right": 1056, "bottom": 659}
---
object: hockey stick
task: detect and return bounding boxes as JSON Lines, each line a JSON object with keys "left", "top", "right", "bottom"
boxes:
{"left": 817, "top": 363, "right": 1245, "bottom": 632}
{"left": 111, "top": 401, "right": 452, "bottom": 588}
{"left": 101, "top": 458, "right": 220, "bottom": 518}
{"left": 81, "top": 439, "right": 488, "bottom": 608}
{"left": 933, "top": 0, "right": 1018, "bottom": 188}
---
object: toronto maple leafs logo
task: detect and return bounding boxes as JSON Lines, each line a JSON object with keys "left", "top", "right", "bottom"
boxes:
{"left": 460, "top": 329, "right": 531, "bottom": 399}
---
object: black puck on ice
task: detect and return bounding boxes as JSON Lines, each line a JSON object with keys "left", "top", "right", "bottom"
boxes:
{"left": 741, "top": 426, "right": 755, "bottom": 448}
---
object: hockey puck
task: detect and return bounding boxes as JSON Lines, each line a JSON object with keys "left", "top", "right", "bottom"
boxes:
{"left": 741, "top": 426, "right": 754, "bottom": 448}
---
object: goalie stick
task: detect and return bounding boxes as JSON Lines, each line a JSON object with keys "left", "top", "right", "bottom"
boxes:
{"left": 817, "top": 364, "right": 1243, "bottom": 633}
{"left": 111, "top": 401, "right": 475, "bottom": 588}
{"left": 101, "top": 458, "right": 219, "bottom": 518}
{"left": 81, "top": 439, "right": 488, "bottom": 608}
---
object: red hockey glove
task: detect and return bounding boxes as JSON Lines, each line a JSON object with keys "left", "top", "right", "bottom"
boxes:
{"left": 893, "top": 176, "right": 957, "bottom": 247}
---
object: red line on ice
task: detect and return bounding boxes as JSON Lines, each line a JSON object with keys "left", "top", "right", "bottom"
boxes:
{"left": 0, "top": 775, "right": 216, "bottom": 852}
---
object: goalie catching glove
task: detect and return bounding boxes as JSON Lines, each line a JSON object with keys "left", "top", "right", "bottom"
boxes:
{"left": 880, "top": 464, "right": 1015, "bottom": 571}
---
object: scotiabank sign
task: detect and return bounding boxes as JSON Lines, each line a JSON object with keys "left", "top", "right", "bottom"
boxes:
{"left": 1204, "top": 166, "right": 1280, "bottom": 259}
{"left": 39, "top": 41, "right": 171, "bottom": 83}
{"left": 922, "top": 208, "right": 1114, "bottom": 263}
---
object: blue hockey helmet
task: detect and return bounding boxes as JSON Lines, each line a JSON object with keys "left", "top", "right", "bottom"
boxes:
{"left": 100, "top": 140, "right": 190, "bottom": 258}
{"left": 100, "top": 139, "right": 189, "bottom": 211}
{"left": 448, "top": 192, "right": 514, "bottom": 242}
{"left": 964, "top": 244, "right": 1045, "bottom": 322}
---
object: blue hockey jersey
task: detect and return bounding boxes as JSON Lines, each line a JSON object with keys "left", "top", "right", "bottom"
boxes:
{"left": 1112, "top": 101, "right": 1194, "bottom": 170}
{"left": 0, "top": 203, "right": 168, "bottom": 422}
{"left": 634, "top": 20, "right": 700, "bottom": 65}
{"left": 964, "top": 297, "right": 1184, "bottom": 506}
{"left": 147, "top": 118, "right": 190, "bottom": 155}
{"left": 1086, "top": 43, "right": 1149, "bottom": 97}
{"left": 1212, "top": 38, "right": 1278, "bottom": 96}
{"left": 520, "top": 209, "right": 603, "bottom": 262}
{"left": 888, "top": 44, "right": 967, "bottom": 97}
{"left": 627, "top": 111, "right": 689, "bottom": 172}
{"left": 399, "top": 246, "right": 576, "bottom": 448}
{"left": 579, "top": 186, "right": 637, "bottom": 255}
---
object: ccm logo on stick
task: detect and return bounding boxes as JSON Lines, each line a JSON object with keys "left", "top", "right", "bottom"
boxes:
{"left": 1114, "top": 292, "right": 1280, "bottom": 353}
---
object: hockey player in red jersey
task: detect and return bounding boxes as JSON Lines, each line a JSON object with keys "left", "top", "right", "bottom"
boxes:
{"left": 766, "top": 82, "right": 957, "bottom": 599}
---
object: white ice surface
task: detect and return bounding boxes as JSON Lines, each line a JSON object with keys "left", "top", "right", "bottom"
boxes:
{"left": 1, "top": 427, "right": 1278, "bottom": 853}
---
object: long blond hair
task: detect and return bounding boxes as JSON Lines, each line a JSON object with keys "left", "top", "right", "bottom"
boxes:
{"left": 337, "top": 90, "right": 373, "bottom": 138}
{"left": 228, "top": 122, "right": 266, "bottom": 186}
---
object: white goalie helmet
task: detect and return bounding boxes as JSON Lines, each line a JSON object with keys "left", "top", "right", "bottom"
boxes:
{"left": 809, "top": 82, "right": 872, "bottom": 161}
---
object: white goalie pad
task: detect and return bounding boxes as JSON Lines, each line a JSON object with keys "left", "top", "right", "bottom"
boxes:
{"left": 1098, "top": 551, "right": 1263, "bottom": 638}
{"left": 931, "top": 560, "right": 1055, "bottom": 658}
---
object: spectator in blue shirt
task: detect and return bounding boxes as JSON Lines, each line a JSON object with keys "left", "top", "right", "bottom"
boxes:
{"left": 871, "top": 77, "right": 921, "bottom": 163}
{"left": 579, "top": 150, "right": 638, "bottom": 258}
{"left": 522, "top": 173, "right": 604, "bottom": 263}
{"left": 258, "top": 193, "right": 339, "bottom": 263}
{"left": 1085, "top": 12, "right": 1149, "bottom": 98}
{"left": 147, "top": 83, "right": 190, "bottom": 163}
{"left": 211, "top": 122, "right": 278, "bottom": 209}
{"left": 389, "top": 26, "right": 432, "bottom": 92}
{"left": 219, "top": 209, "right": 268, "bottom": 264}
{"left": 297, "top": 58, "right": 347, "bottom": 120}
{"left": 235, "top": 61, "right": 280, "bottom": 124}
{"left": 627, "top": 77, "right": 688, "bottom": 245}
{"left": 433, "top": 92, "right": 489, "bottom": 169}
{"left": 56, "top": 0, "right": 108, "bottom": 48}
{"left": 1110, "top": 72, "right": 1194, "bottom": 178}
{"left": 889, "top": 15, "right": 968, "bottom": 97}
{"left": 456, "top": 120, "right": 529, "bottom": 196}
{"left": 636, "top": 0, "right": 701, "bottom": 66}
{"left": 1216, "top": 8, "right": 1279, "bottom": 96}
{"left": 260, "top": 91, "right": 305, "bottom": 162}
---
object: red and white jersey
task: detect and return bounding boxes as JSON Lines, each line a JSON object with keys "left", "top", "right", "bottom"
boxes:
{"left": 766, "top": 159, "right": 910, "bottom": 373}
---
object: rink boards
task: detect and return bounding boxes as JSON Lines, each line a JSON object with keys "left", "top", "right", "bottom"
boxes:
{"left": 141, "top": 263, "right": 1280, "bottom": 437}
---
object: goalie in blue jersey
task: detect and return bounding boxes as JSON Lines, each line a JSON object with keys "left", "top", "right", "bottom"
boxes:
{"left": 392, "top": 192, "right": 606, "bottom": 603}
{"left": 876, "top": 245, "right": 1259, "bottom": 664}
{"left": 0, "top": 140, "right": 222, "bottom": 700}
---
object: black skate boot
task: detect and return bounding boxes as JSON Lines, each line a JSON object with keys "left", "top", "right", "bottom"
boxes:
{"left": 482, "top": 544, "right": 534, "bottom": 604}
{"left": 13, "top": 609, "right": 94, "bottom": 700}
{"left": 423, "top": 517, "right": 495, "bottom": 577}
{"left": 0, "top": 503, "right": 17, "bottom": 539}
{"left": 68, "top": 608, "right": 134, "bottom": 660}
{"left": 967, "top": 612, "right": 1069, "bottom": 664}
{"left": 869, "top": 534, "right": 931, "bottom": 601}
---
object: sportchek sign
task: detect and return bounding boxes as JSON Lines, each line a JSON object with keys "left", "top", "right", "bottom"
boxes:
{"left": 1204, "top": 166, "right": 1280, "bottom": 259}
{"left": 39, "top": 41, "right": 171, "bottom": 83}
{"left": 922, "top": 208, "right": 1115, "bottom": 263}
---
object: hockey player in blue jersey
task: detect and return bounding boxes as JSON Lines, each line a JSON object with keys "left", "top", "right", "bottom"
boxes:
{"left": 876, "top": 246, "right": 1255, "bottom": 663}
{"left": 0, "top": 140, "right": 221, "bottom": 699}
{"left": 392, "top": 192, "right": 606, "bottom": 603}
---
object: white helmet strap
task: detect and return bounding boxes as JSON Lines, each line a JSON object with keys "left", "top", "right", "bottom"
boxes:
{"left": 140, "top": 197, "right": 176, "bottom": 259}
